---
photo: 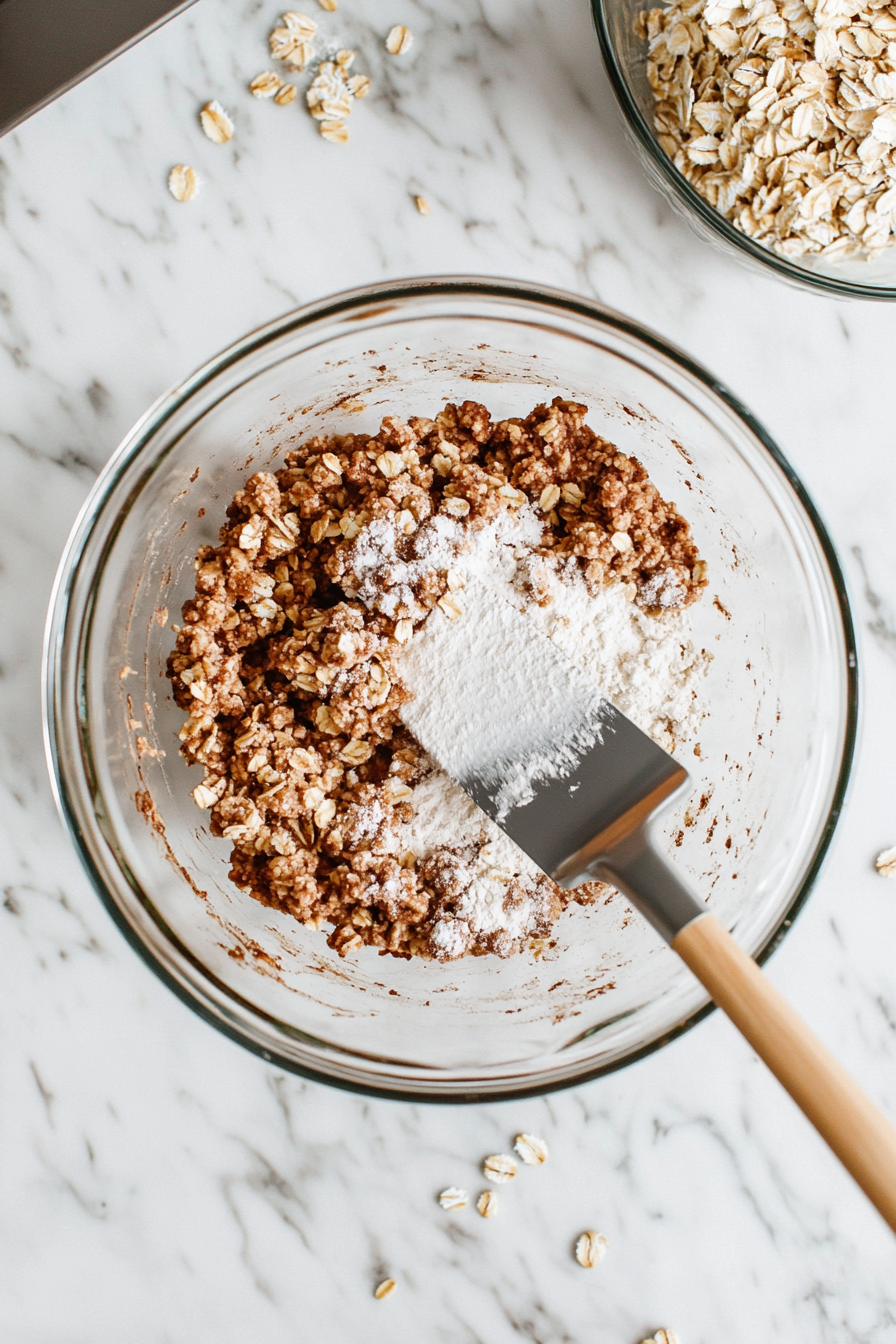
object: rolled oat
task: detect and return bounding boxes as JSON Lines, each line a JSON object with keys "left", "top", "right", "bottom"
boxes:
{"left": 575, "top": 1230, "right": 609, "bottom": 1267}
{"left": 483, "top": 1153, "right": 517, "bottom": 1183}
{"left": 271, "top": 10, "right": 316, "bottom": 67}
{"left": 476, "top": 1190, "right": 498, "bottom": 1217}
{"left": 639, "top": 0, "right": 896, "bottom": 260}
{"left": 514, "top": 1133, "right": 549, "bottom": 1165}
{"left": 438, "top": 1186, "right": 469, "bottom": 1209}
{"left": 320, "top": 120, "right": 349, "bottom": 143}
{"left": 250, "top": 71, "right": 283, "bottom": 99}
{"left": 875, "top": 845, "right": 896, "bottom": 877}
{"left": 199, "top": 99, "right": 234, "bottom": 143}
{"left": 386, "top": 24, "right": 414, "bottom": 55}
{"left": 168, "top": 164, "right": 200, "bottom": 201}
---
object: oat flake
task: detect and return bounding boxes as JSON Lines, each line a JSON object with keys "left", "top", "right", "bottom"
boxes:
{"left": 875, "top": 846, "right": 896, "bottom": 878}
{"left": 476, "top": 1190, "right": 498, "bottom": 1218}
{"left": 320, "top": 120, "right": 349, "bottom": 143}
{"left": 514, "top": 1133, "right": 549, "bottom": 1165}
{"left": 374, "top": 1277, "right": 396, "bottom": 1299}
{"left": 639, "top": 0, "right": 896, "bottom": 261}
{"left": 575, "top": 1230, "right": 609, "bottom": 1267}
{"left": 199, "top": 99, "right": 233, "bottom": 143}
{"left": 168, "top": 164, "right": 199, "bottom": 201}
{"left": 438, "top": 1186, "right": 468, "bottom": 1210}
{"left": 386, "top": 24, "right": 413, "bottom": 55}
{"left": 483, "top": 1153, "right": 517, "bottom": 1184}
{"left": 250, "top": 71, "right": 282, "bottom": 99}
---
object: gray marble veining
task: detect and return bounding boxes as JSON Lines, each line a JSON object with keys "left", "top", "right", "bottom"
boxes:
{"left": 2, "top": 0, "right": 896, "bottom": 1339}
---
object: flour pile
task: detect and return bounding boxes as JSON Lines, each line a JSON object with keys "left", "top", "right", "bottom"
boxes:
{"left": 394, "top": 506, "right": 710, "bottom": 957}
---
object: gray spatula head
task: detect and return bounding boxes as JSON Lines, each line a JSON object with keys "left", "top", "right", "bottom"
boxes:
{"left": 401, "top": 578, "right": 704, "bottom": 941}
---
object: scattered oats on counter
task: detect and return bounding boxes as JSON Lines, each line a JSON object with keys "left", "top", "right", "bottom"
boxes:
{"left": 514, "top": 1133, "right": 549, "bottom": 1165}
{"left": 642, "top": 1332, "right": 680, "bottom": 1344}
{"left": 875, "top": 845, "right": 896, "bottom": 877}
{"left": 306, "top": 50, "right": 371, "bottom": 143}
{"left": 438, "top": 1186, "right": 469, "bottom": 1209}
{"left": 307, "top": 60, "right": 351, "bottom": 118}
{"left": 476, "top": 1189, "right": 499, "bottom": 1217}
{"left": 168, "top": 164, "right": 200, "bottom": 201}
{"left": 414, "top": 194, "right": 431, "bottom": 214}
{"left": 483, "top": 1154, "right": 517, "bottom": 1184}
{"left": 386, "top": 24, "right": 414, "bottom": 55}
{"left": 270, "top": 9, "right": 317, "bottom": 68}
{"left": 373, "top": 1277, "right": 397, "bottom": 1299}
{"left": 199, "top": 99, "right": 234, "bottom": 143}
{"left": 253, "top": 11, "right": 372, "bottom": 143}
{"left": 575, "top": 1230, "right": 609, "bottom": 1267}
{"left": 639, "top": 0, "right": 896, "bottom": 262}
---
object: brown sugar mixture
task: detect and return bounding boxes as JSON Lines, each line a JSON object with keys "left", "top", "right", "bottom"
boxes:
{"left": 167, "top": 398, "right": 706, "bottom": 960}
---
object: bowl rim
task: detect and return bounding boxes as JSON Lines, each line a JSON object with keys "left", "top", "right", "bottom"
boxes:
{"left": 590, "top": 0, "right": 896, "bottom": 302}
{"left": 42, "top": 274, "right": 859, "bottom": 1102}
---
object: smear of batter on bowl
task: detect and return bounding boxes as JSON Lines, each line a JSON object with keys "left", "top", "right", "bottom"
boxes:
{"left": 167, "top": 398, "right": 709, "bottom": 960}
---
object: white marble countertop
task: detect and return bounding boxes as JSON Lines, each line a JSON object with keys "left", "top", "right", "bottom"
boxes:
{"left": 3, "top": 0, "right": 896, "bottom": 1338}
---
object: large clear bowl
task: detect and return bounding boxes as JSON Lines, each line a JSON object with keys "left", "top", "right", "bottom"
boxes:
{"left": 43, "top": 277, "right": 857, "bottom": 1100}
{"left": 592, "top": 0, "right": 896, "bottom": 300}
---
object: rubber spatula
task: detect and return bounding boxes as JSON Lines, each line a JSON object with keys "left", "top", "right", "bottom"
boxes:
{"left": 401, "top": 577, "right": 896, "bottom": 1233}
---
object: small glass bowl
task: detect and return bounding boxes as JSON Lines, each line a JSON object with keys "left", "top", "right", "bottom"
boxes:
{"left": 43, "top": 277, "right": 857, "bottom": 1101}
{"left": 592, "top": 0, "right": 896, "bottom": 300}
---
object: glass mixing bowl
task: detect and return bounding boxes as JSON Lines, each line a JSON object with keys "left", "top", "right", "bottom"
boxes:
{"left": 592, "top": 0, "right": 896, "bottom": 300}
{"left": 43, "top": 277, "right": 857, "bottom": 1100}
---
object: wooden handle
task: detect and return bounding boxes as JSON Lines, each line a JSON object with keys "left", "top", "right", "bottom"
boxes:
{"left": 673, "top": 913, "right": 896, "bottom": 1233}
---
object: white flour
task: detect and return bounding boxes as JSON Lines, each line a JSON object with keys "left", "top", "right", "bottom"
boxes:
{"left": 514, "top": 552, "right": 708, "bottom": 752}
{"left": 345, "top": 511, "right": 465, "bottom": 618}
{"left": 401, "top": 578, "right": 609, "bottom": 818}
{"left": 378, "top": 506, "right": 711, "bottom": 950}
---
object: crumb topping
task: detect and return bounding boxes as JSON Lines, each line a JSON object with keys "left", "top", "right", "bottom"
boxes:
{"left": 167, "top": 398, "right": 705, "bottom": 961}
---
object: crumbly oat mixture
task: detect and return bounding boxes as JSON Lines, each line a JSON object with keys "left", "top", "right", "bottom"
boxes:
{"left": 167, "top": 399, "right": 705, "bottom": 961}
{"left": 640, "top": 0, "right": 896, "bottom": 261}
